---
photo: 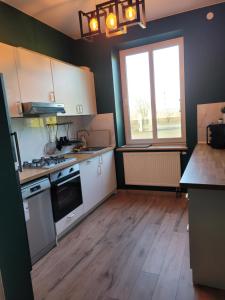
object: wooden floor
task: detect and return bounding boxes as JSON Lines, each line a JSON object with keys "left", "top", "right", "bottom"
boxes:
{"left": 32, "top": 190, "right": 225, "bottom": 300}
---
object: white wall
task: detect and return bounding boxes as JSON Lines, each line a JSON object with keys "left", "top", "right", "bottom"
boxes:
{"left": 11, "top": 113, "right": 115, "bottom": 162}
{"left": 11, "top": 116, "right": 86, "bottom": 162}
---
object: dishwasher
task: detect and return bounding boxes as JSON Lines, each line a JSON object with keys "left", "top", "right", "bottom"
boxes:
{"left": 21, "top": 177, "right": 56, "bottom": 265}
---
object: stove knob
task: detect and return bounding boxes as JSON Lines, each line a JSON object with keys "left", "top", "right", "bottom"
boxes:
{"left": 57, "top": 172, "right": 62, "bottom": 178}
{"left": 69, "top": 167, "right": 74, "bottom": 173}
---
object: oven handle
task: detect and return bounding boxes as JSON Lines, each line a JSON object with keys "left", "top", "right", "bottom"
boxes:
{"left": 56, "top": 174, "right": 80, "bottom": 187}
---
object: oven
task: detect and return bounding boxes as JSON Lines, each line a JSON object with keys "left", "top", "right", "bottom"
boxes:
{"left": 50, "top": 164, "right": 83, "bottom": 223}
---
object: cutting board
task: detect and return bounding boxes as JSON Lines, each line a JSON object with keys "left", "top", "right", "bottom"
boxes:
{"left": 87, "top": 130, "right": 111, "bottom": 147}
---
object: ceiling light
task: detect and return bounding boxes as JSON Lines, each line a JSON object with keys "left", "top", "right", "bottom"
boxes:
{"left": 125, "top": 6, "right": 137, "bottom": 21}
{"left": 106, "top": 12, "right": 118, "bottom": 30}
{"left": 78, "top": 0, "right": 146, "bottom": 40}
{"left": 89, "top": 17, "right": 99, "bottom": 32}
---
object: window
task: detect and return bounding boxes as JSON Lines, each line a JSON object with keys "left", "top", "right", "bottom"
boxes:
{"left": 120, "top": 37, "right": 186, "bottom": 144}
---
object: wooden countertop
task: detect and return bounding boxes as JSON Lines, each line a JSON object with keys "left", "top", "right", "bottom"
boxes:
{"left": 19, "top": 147, "right": 114, "bottom": 185}
{"left": 180, "top": 144, "right": 225, "bottom": 190}
{"left": 116, "top": 144, "right": 188, "bottom": 152}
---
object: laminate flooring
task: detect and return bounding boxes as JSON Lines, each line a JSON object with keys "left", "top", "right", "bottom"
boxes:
{"left": 32, "top": 190, "right": 225, "bottom": 300}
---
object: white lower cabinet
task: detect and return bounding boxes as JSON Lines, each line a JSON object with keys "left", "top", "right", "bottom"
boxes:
{"left": 80, "top": 150, "right": 117, "bottom": 214}
{"left": 80, "top": 156, "right": 102, "bottom": 213}
{"left": 99, "top": 151, "right": 117, "bottom": 200}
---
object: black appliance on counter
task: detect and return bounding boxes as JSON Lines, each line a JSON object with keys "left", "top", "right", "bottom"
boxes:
{"left": 207, "top": 124, "right": 225, "bottom": 149}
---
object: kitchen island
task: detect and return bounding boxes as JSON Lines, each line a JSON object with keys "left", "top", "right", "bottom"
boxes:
{"left": 180, "top": 144, "right": 225, "bottom": 290}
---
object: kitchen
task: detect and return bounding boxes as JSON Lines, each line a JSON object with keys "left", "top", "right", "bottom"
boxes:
{"left": 1, "top": 1, "right": 225, "bottom": 300}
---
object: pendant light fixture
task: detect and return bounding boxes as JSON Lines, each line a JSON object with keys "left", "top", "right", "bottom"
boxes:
{"left": 125, "top": 4, "right": 137, "bottom": 21}
{"left": 79, "top": 0, "right": 146, "bottom": 40}
{"left": 106, "top": 9, "right": 118, "bottom": 31}
{"left": 89, "top": 16, "right": 99, "bottom": 32}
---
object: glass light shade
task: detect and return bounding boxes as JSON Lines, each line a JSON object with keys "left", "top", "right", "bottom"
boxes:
{"left": 106, "top": 12, "right": 117, "bottom": 30}
{"left": 89, "top": 17, "right": 99, "bottom": 32}
{"left": 125, "top": 6, "right": 136, "bottom": 21}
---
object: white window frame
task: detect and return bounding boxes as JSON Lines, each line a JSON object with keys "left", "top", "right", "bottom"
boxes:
{"left": 119, "top": 37, "right": 186, "bottom": 145}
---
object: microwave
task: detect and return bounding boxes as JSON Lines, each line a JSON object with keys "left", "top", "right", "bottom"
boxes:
{"left": 207, "top": 124, "right": 225, "bottom": 149}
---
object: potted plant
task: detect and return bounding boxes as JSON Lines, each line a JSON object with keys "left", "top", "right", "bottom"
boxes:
{"left": 221, "top": 107, "right": 225, "bottom": 123}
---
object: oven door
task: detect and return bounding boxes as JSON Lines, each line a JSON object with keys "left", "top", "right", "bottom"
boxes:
{"left": 51, "top": 172, "right": 83, "bottom": 222}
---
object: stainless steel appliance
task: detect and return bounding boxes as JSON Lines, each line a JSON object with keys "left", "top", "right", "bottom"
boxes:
{"left": 207, "top": 124, "right": 225, "bottom": 149}
{"left": 21, "top": 178, "right": 56, "bottom": 265}
{"left": 23, "top": 155, "right": 77, "bottom": 169}
{"left": 50, "top": 164, "right": 83, "bottom": 233}
{"left": 22, "top": 102, "right": 65, "bottom": 117}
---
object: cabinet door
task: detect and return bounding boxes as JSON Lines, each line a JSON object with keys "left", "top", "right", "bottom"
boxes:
{"left": 0, "top": 43, "right": 21, "bottom": 117}
{"left": 100, "top": 151, "right": 117, "bottom": 199}
{"left": 80, "top": 156, "right": 102, "bottom": 214}
{"left": 51, "top": 59, "right": 80, "bottom": 116}
{"left": 78, "top": 70, "right": 97, "bottom": 115}
{"left": 51, "top": 60, "right": 97, "bottom": 116}
{"left": 16, "top": 48, "right": 54, "bottom": 102}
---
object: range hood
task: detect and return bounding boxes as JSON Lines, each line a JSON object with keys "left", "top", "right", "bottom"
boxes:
{"left": 22, "top": 102, "right": 65, "bottom": 117}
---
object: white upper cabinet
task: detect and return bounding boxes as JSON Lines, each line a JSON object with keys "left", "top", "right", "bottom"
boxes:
{"left": 0, "top": 42, "right": 97, "bottom": 117}
{"left": 16, "top": 48, "right": 55, "bottom": 103}
{"left": 0, "top": 43, "right": 21, "bottom": 117}
{"left": 51, "top": 59, "right": 97, "bottom": 116}
{"left": 76, "top": 68, "right": 97, "bottom": 115}
{"left": 51, "top": 59, "right": 82, "bottom": 116}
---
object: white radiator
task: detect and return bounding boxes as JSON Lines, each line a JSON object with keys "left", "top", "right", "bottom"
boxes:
{"left": 123, "top": 152, "right": 181, "bottom": 187}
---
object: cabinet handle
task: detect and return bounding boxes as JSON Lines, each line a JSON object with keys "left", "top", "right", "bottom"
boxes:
{"left": 49, "top": 91, "right": 55, "bottom": 102}
{"left": 16, "top": 102, "right": 23, "bottom": 115}
{"left": 11, "top": 132, "right": 22, "bottom": 172}
{"left": 67, "top": 213, "right": 75, "bottom": 220}
{"left": 80, "top": 105, "right": 83, "bottom": 114}
{"left": 99, "top": 155, "right": 103, "bottom": 165}
{"left": 76, "top": 105, "right": 80, "bottom": 114}
{"left": 97, "top": 165, "right": 101, "bottom": 175}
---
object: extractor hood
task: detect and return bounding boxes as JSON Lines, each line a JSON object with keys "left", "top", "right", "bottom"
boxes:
{"left": 22, "top": 102, "right": 65, "bottom": 117}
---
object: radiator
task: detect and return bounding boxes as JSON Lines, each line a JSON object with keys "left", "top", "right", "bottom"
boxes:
{"left": 123, "top": 152, "right": 181, "bottom": 187}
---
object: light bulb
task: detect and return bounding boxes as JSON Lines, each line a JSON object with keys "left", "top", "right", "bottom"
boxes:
{"left": 125, "top": 6, "right": 136, "bottom": 21}
{"left": 106, "top": 12, "right": 117, "bottom": 30}
{"left": 89, "top": 17, "right": 99, "bottom": 32}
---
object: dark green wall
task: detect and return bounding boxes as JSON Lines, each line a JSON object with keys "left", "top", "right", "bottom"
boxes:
{"left": 0, "top": 2, "right": 224, "bottom": 297}
{"left": 0, "top": 74, "right": 34, "bottom": 300}
{"left": 0, "top": 1, "right": 80, "bottom": 64}
{"left": 0, "top": 3, "right": 81, "bottom": 299}
{"left": 75, "top": 3, "right": 225, "bottom": 187}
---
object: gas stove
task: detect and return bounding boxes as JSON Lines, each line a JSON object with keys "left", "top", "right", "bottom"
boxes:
{"left": 23, "top": 155, "right": 76, "bottom": 169}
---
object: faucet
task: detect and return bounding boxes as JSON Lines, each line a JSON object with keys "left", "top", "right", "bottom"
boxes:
{"left": 77, "top": 129, "right": 89, "bottom": 139}
{"left": 77, "top": 129, "right": 89, "bottom": 148}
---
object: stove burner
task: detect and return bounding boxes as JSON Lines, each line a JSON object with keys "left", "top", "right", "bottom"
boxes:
{"left": 23, "top": 155, "right": 75, "bottom": 169}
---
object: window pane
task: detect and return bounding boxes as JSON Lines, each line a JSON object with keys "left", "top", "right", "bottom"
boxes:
{"left": 125, "top": 52, "right": 153, "bottom": 140}
{"left": 153, "top": 45, "right": 182, "bottom": 139}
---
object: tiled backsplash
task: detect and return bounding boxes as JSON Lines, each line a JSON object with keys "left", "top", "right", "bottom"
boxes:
{"left": 197, "top": 102, "right": 225, "bottom": 143}
{"left": 11, "top": 113, "right": 115, "bottom": 162}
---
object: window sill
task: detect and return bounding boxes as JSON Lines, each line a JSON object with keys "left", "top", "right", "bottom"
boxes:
{"left": 116, "top": 144, "right": 188, "bottom": 152}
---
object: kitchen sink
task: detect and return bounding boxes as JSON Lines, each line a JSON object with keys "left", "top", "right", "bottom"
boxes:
{"left": 73, "top": 146, "right": 107, "bottom": 154}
